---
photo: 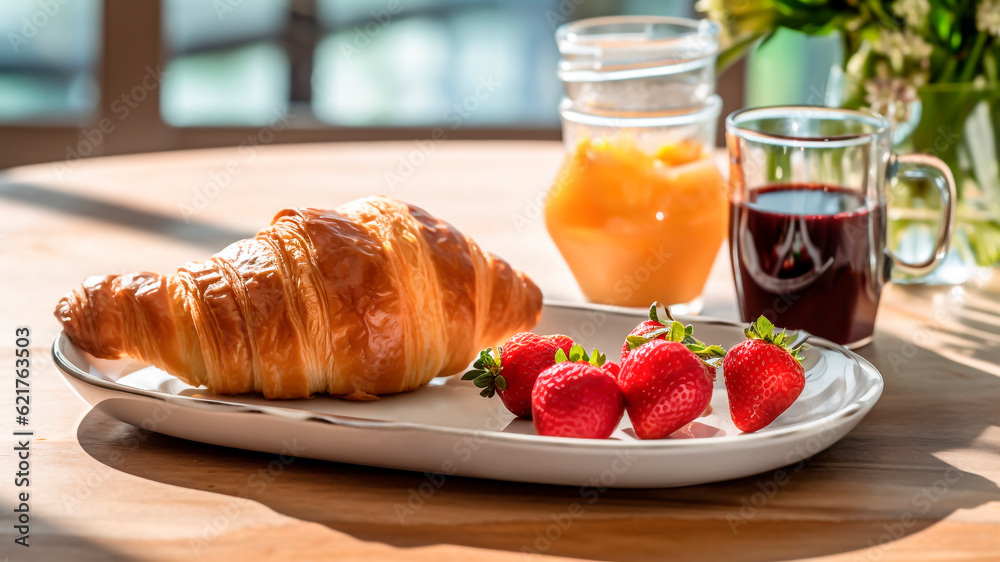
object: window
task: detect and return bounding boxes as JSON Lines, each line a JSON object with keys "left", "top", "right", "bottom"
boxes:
{"left": 0, "top": 0, "right": 710, "bottom": 168}
{"left": 160, "top": 0, "right": 693, "bottom": 128}
{"left": 162, "top": 0, "right": 290, "bottom": 126}
{"left": 0, "top": 0, "right": 101, "bottom": 124}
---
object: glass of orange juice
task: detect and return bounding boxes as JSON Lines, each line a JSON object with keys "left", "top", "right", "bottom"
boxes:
{"left": 547, "top": 17, "right": 726, "bottom": 312}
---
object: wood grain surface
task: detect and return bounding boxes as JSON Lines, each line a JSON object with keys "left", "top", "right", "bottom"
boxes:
{"left": 0, "top": 142, "right": 998, "bottom": 561}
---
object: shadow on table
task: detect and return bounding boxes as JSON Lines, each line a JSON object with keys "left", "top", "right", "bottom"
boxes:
{"left": 0, "top": 503, "right": 134, "bottom": 562}
{"left": 76, "top": 321, "right": 1000, "bottom": 562}
{"left": 0, "top": 181, "right": 253, "bottom": 249}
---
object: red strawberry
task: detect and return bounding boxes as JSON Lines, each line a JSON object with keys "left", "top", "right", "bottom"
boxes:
{"left": 723, "top": 316, "right": 807, "bottom": 433}
{"left": 463, "top": 332, "right": 574, "bottom": 418}
{"left": 621, "top": 320, "right": 664, "bottom": 363}
{"left": 532, "top": 345, "right": 624, "bottom": 439}
{"left": 601, "top": 361, "right": 621, "bottom": 380}
{"left": 618, "top": 339, "right": 717, "bottom": 439}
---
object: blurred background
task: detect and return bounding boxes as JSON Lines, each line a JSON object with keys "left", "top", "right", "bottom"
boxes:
{"left": 0, "top": 0, "right": 838, "bottom": 169}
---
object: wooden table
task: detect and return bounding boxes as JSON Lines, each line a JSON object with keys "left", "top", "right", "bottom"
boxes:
{"left": 1, "top": 142, "right": 999, "bottom": 561}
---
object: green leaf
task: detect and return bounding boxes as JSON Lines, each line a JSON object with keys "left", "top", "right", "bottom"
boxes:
{"left": 568, "top": 344, "right": 588, "bottom": 363}
{"left": 639, "top": 327, "right": 669, "bottom": 339}
{"left": 741, "top": 316, "right": 810, "bottom": 363}
{"left": 789, "top": 342, "right": 812, "bottom": 361}
{"left": 477, "top": 347, "right": 498, "bottom": 369}
{"left": 703, "top": 345, "right": 726, "bottom": 358}
{"left": 461, "top": 369, "right": 485, "bottom": 380}
{"left": 755, "top": 316, "right": 774, "bottom": 338}
{"left": 630, "top": 314, "right": 728, "bottom": 365}
{"left": 590, "top": 348, "right": 607, "bottom": 368}
{"left": 773, "top": 331, "right": 786, "bottom": 347}
{"left": 669, "top": 321, "right": 686, "bottom": 342}
{"left": 626, "top": 335, "right": 647, "bottom": 350}
{"left": 462, "top": 345, "right": 508, "bottom": 397}
{"left": 962, "top": 219, "right": 1000, "bottom": 267}
{"left": 554, "top": 348, "right": 568, "bottom": 363}
{"left": 715, "top": 30, "right": 773, "bottom": 74}
{"left": 683, "top": 341, "right": 726, "bottom": 360}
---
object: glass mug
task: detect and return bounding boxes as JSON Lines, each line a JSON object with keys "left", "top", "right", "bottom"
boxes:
{"left": 726, "top": 106, "right": 956, "bottom": 348}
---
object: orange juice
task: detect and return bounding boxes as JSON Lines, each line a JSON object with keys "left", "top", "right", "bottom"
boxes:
{"left": 545, "top": 137, "right": 727, "bottom": 307}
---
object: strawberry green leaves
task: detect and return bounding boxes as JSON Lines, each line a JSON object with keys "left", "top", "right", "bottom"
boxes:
{"left": 555, "top": 344, "right": 607, "bottom": 368}
{"left": 744, "top": 316, "right": 810, "bottom": 362}
{"left": 626, "top": 301, "right": 726, "bottom": 361}
{"left": 669, "top": 321, "right": 686, "bottom": 342}
{"left": 625, "top": 321, "right": 725, "bottom": 359}
{"left": 462, "top": 341, "right": 606, "bottom": 399}
{"left": 461, "top": 346, "right": 506, "bottom": 397}
{"left": 745, "top": 315, "right": 775, "bottom": 340}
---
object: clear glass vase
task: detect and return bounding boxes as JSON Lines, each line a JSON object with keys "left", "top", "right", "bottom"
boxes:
{"left": 889, "top": 85, "right": 1000, "bottom": 285}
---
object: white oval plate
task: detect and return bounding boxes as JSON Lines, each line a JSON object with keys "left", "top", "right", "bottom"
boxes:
{"left": 53, "top": 302, "right": 883, "bottom": 488}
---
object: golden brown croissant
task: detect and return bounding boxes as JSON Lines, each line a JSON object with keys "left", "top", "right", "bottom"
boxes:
{"left": 55, "top": 196, "right": 543, "bottom": 399}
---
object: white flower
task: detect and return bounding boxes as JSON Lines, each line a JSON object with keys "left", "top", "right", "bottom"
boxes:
{"left": 864, "top": 73, "right": 919, "bottom": 124}
{"left": 892, "top": 0, "right": 930, "bottom": 28}
{"left": 978, "top": 0, "right": 1000, "bottom": 36}
{"left": 872, "top": 29, "right": 933, "bottom": 60}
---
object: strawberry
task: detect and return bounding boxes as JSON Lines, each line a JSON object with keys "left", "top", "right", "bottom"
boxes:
{"left": 618, "top": 312, "right": 726, "bottom": 440}
{"left": 723, "top": 316, "right": 808, "bottom": 433}
{"left": 532, "top": 345, "right": 624, "bottom": 439}
{"left": 621, "top": 302, "right": 724, "bottom": 364}
{"left": 619, "top": 341, "right": 717, "bottom": 439}
{"left": 462, "top": 332, "right": 574, "bottom": 418}
{"left": 621, "top": 320, "right": 664, "bottom": 363}
{"left": 601, "top": 361, "right": 621, "bottom": 380}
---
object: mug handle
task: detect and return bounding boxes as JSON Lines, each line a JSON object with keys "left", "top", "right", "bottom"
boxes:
{"left": 887, "top": 153, "right": 957, "bottom": 277}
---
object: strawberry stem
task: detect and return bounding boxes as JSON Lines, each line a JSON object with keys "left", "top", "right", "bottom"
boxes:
{"left": 555, "top": 344, "right": 607, "bottom": 368}
{"left": 647, "top": 301, "right": 676, "bottom": 324}
{"left": 648, "top": 303, "right": 660, "bottom": 324}
{"left": 744, "top": 316, "right": 810, "bottom": 362}
{"left": 461, "top": 346, "right": 504, "bottom": 398}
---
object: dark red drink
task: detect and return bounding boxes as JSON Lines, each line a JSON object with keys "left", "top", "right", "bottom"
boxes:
{"left": 729, "top": 184, "right": 888, "bottom": 345}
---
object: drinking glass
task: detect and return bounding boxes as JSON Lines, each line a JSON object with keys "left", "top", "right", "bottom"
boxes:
{"left": 726, "top": 106, "right": 956, "bottom": 348}
{"left": 546, "top": 16, "right": 727, "bottom": 313}
{"left": 556, "top": 16, "right": 719, "bottom": 113}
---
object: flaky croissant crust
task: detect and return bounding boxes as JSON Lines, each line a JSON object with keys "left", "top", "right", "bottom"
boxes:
{"left": 56, "top": 196, "right": 542, "bottom": 399}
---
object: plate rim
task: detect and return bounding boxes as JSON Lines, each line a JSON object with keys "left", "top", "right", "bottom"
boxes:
{"left": 53, "top": 300, "right": 884, "bottom": 451}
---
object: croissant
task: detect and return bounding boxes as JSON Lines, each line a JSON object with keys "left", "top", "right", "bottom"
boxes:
{"left": 55, "top": 196, "right": 543, "bottom": 399}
